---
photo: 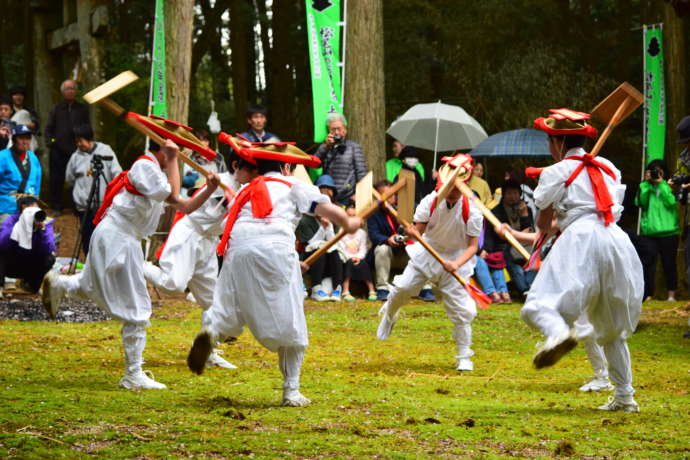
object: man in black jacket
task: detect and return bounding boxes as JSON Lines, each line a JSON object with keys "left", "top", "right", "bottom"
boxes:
{"left": 44, "top": 79, "right": 90, "bottom": 216}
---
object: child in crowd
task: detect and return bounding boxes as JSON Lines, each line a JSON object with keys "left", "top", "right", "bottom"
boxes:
{"left": 340, "top": 204, "right": 376, "bottom": 301}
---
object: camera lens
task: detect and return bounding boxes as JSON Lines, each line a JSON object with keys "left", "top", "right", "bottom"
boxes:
{"left": 34, "top": 210, "right": 46, "bottom": 222}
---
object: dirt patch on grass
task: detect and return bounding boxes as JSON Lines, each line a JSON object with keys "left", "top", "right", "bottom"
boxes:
{"left": 639, "top": 305, "right": 689, "bottom": 327}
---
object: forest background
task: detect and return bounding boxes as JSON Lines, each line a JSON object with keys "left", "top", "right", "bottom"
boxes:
{"left": 0, "top": 0, "right": 688, "bottom": 221}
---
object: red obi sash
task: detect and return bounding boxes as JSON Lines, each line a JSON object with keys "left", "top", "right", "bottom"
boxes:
{"left": 217, "top": 176, "right": 293, "bottom": 256}
{"left": 564, "top": 154, "right": 617, "bottom": 226}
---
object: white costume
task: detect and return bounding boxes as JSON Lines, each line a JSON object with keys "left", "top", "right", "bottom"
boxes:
{"left": 521, "top": 147, "right": 643, "bottom": 406}
{"left": 48, "top": 152, "right": 171, "bottom": 389}
{"left": 144, "top": 174, "right": 236, "bottom": 369}
{"left": 377, "top": 190, "right": 484, "bottom": 370}
{"left": 200, "top": 171, "right": 329, "bottom": 404}
{"left": 65, "top": 142, "right": 122, "bottom": 211}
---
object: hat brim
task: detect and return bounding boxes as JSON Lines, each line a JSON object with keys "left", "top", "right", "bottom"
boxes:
{"left": 534, "top": 117, "right": 598, "bottom": 139}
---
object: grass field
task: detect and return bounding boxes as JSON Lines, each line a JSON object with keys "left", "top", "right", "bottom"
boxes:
{"left": 0, "top": 298, "right": 688, "bottom": 459}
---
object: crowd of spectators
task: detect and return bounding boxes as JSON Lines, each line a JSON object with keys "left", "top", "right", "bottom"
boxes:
{"left": 1, "top": 78, "right": 690, "bottom": 343}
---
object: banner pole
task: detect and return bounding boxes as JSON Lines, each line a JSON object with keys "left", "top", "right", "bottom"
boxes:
{"left": 638, "top": 24, "right": 648, "bottom": 235}
{"left": 339, "top": 0, "right": 347, "bottom": 108}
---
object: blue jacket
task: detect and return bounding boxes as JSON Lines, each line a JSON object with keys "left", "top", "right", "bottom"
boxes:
{"left": 367, "top": 208, "right": 398, "bottom": 247}
{"left": 0, "top": 148, "right": 42, "bottom": 214}
{"left": 240, "top": 130, "right": 280, "bottom": 143}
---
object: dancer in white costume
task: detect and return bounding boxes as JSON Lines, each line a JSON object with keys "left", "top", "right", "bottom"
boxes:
{"left": 377, "top": 153, "right": 484, "bottom": 371}
{"left": 497, "top": 224, "right": 613, "bottom": 392}
{"left": 521, "top": 108, "right": 643, "bottom": 412}
{"left": 187, "top": 140, "right": 361, "bottom": 407}
{"left": 144, "top": 167, "right": 257, "bottom": 370}
{"left": 42, "top": 140, "right": 220, "bottom": 390}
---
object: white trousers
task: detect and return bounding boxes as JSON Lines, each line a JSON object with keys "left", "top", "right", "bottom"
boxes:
{"left": 384, "top": 258, "right": 477, "bottom": 358}
{"left": 145, "top": 219, "right": 218, "bottom": 309}
{"left": 521, "top": 218, "right": 642, "bottom": 398}
{"left": 574, "top": 314, "right": 608, "bottom": 378}
{"left": 279, "top": 346, "right": 305, "bottom": 391}
{"left": 203, "top": 237, "right": 307, "bottom": 352}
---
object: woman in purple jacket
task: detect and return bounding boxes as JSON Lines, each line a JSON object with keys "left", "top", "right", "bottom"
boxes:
{"left": 0, "top": 196, "right": 56, "bottom": 296}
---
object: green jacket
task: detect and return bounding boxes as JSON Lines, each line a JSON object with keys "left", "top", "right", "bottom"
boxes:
{"left": 635, "top": 181, "right": 679, "bottom": 237}
{"left": 385, "top": 158, "right": 425, "bottom": 183}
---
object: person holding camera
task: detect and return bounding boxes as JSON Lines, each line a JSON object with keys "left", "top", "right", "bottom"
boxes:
{"left": 314, "top": 113, "right": 367, "bottom": 205}
{"left": 0, "top": 124, "right": 41, "bottom": 225}
{"left": 0, "top": 196, "right": 55, "bottom": 297}
{"left": 367, "top": 180, "right": 435, "bottom": 302}
{"left": 635, "top": 159, "right": 679, "bottom": 302}
{"left": 65, "top": 124, "right": 122, "bottom": 254}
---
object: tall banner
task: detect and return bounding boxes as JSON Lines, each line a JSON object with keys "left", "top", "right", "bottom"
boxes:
{"left": 643, "top": 24, "right": 665, "bottom": 165}
{"left": 149, "top": 0, "right": 168, "bottom": 118}
{"left": 305, "top": 0, "right": 344, "bottom": 143}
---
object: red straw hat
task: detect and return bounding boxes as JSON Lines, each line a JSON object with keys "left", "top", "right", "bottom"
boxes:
{"left": 534, "top": 108, "right": 598, "bottom": 139}
{"left": 218, "top": 132, "right": 321, "bottom": 168}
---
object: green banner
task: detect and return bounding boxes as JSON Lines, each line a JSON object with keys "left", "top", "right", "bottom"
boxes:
{"left": 149, "top": 0, "right": 167, "bottom": 118}
{"left": 643, "top": 25, "right": 665, "bottom": 165}
{"left": 305, "top": 0, "right": 343, "bottom": 143}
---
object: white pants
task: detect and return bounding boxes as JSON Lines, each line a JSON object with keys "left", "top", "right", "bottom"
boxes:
{"left": 145, "top": 219, "right": 217, "bottom": 309}
{"left": 203, "top": 236, "right": 307, "bottom": 352}
{"left": 574, "top": 314, "right": 608, "bottom": 378}
{"left": 57, "top": 219, "right": 152, "bottom": 325}
{"left": 384, "top": 257, "right": 477, "bottom": 358}
{"left": 521, "top": 217, "right": 642, "bottom": 397}
{"left": 279, "top": 346, "right": 305, "bottom": 391}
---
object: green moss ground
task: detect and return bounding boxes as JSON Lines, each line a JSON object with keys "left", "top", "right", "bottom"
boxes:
{"left": 0, "top": 299, "right": 688, "bottom": 459}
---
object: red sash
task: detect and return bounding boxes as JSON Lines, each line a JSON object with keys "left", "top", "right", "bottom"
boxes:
{"left": 564, "top": 154, "right": 617, "bottom": 226}
{"left": 217, "top": 176, "right": 293, "bottom": 256}
{"left": 92, "top": 156, "right": 154, "bottom": 226}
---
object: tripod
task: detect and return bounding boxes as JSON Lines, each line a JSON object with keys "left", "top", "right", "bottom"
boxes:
{"left": 69, "top": 155, "right": 110, "bottom": 274}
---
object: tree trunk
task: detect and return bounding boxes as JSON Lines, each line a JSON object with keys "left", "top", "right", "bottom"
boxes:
{"left": 256, "top": 0, "right": 272, "bottom": 99}
{"left": 165, "top": 0, "right": 194, "bottom": 124}
{"left": 663, "top": 5, "right": 687, "bottom": 170}
{"left": 229, "top": 0, "right": 255, "bottom": 128}
{"left": 32, "top": 4, "right": 61, "bottom": 158}
{"left": 345, "top": 0, "right": 385, "bottom": 180}
{"left": 76, "top": 0, "right": 107, "bottom": 142}
{"left": 268, "top": 0, "right": 297, "bottom": 138}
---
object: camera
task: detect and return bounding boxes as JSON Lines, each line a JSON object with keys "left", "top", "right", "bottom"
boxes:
{"left": 393, "top": 234, "right": 406, "bottom": 244}
{"left": 332, "top": 135, "right": 344, "bottom": 146}
{"left": 90, "top": 154, "right": 113, "bottom": 171}
{"left": 650, "top": 167, "right": 662, "bottom": 180}
{"left": 670, "top": 174, "right": 690, "bottom": 186}
{"left": 34, "top": 209, "right": 46, "bottom": 223}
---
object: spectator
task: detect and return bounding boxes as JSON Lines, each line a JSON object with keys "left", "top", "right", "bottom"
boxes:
{"left": 0, "top": 125, "right": 41, "bottom": 224}
{"left": 240, "top": 104, "right": 280, "bottom": 143}
{"left": 9, "top": 86, "right": 39, "bottom": 152}
{"left": 9, "top": 86, "right": 39, "bottom": 131}
{"left": 45, "top": 79, "right": 90, "bottom": 216}
{"left": 467, "top": 160, "right": 492, "bottom": 206}
{"left": 391, "top": 145, "right": 433, "bottom": 205}
{"left": 672, "top": 116, "right": 690, "bottom": 336}
{"left": 314, "top": 113, "right": 367, "bottom": 205}
{"left": 367, "top": 179, "right": 434, "bottom": 302}
{"left": 493, "top": 179, "right": 536, "bottom": 296}
{"left": 386, "top": 140, "right": 426, "bottom": 183}
{"left": 182, "top": 129, "right": 228, "bottom": 195}
{"left": 474, "top": 221, "right": 511, "bottom": 303}
{"left": 0, "top": 196, "right": 56, "bottom": 297}
{"left": 65, "top": 124, "right": 122, "bottom": 254}
{"left": 0, "top": 97, "right": 15, "bottom": 150}
{"left": 340, "top": 204, "right": 376, "bottom": 301}
{"left": 297, "top": 175, "right": 344, "bottom": 301}
{"left": 635, "top": 160, "right": 679, "bottom": 301}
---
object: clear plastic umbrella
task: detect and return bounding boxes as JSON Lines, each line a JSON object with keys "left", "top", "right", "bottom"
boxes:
{"left": 387, "top": 101, "right": 488, "bottom": 170}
